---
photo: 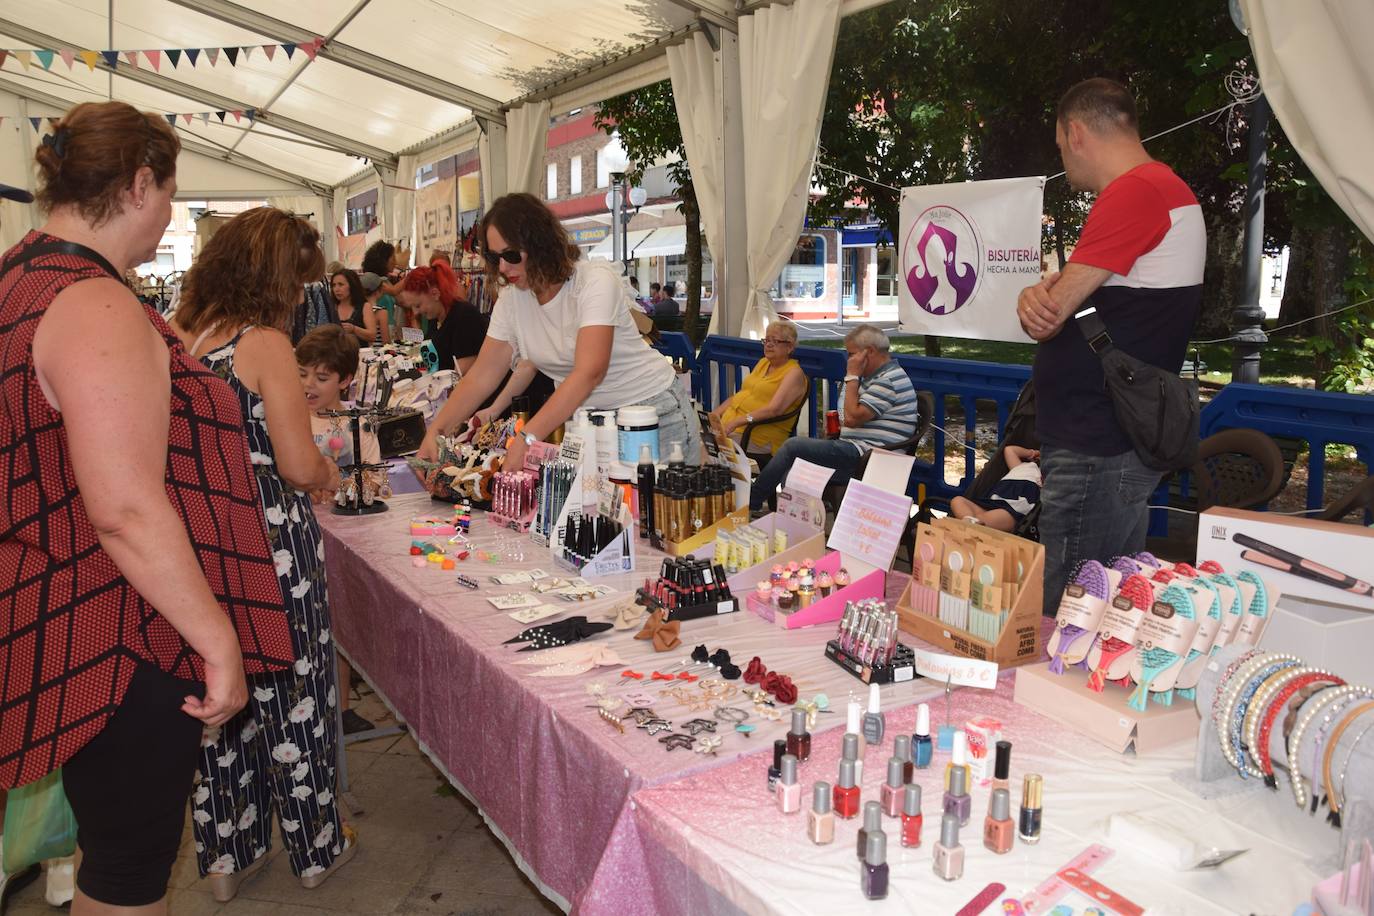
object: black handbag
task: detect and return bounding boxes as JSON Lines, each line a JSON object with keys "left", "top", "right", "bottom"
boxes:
{"left": 1075, "top": 307, "right": 1199, "bottom": 472}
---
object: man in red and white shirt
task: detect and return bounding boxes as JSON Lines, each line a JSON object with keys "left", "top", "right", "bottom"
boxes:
{"left": 1018, "top": 77, "right": 1205, "bottom": 610}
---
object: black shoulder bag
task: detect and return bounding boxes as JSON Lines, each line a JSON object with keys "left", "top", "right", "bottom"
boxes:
{"left": 1075, "top": 306, "right": 1199, "bottom": 472}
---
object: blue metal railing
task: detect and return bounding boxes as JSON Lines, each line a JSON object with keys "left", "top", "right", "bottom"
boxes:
{"left": 676, "top": 336, "right": 1371, "bottom": 517}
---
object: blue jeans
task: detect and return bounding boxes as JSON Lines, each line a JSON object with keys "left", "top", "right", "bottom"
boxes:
{"left": 1038, "top": 445, "right": 1161, "bottom": 614}
{"left": 750, "top": 437, "right": 861, "bottom": 510}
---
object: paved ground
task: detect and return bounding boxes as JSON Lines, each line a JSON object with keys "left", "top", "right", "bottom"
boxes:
{"left": 6, "top": 688, "right": 561, "bottom": 916}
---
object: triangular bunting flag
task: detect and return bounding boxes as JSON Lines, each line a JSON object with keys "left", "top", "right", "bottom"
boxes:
{"left": 215, "top": 110, "right": 227, "bottom": 122}
{"left": 165, "top": 113, "right": 177, "bottom": 126}
{"left": 206, "top": 48, "right": 220, "bottom": 66}
{"left": 29, "top": 117, "right": 42, "bottom": 131}
{"left": 199, "top": 112, "right": 209, "bottom": 124}
{"left": 262, "top": 44, "right": 275, "bottom": 62}
{"left": 14, "top": 50, "right": 32, "bottom": 70}
{"left": 185, "top": 48, "right": 200, "bottom": 67}
{"left": 79, "top": 50, "right": 100, "bottom": 70}
{"left": 166, "top": 48, "right": 181, "bottom": 68}
{"left": 101, "top": 50, "right": 119, "bottom": 69}
{"left": 183, "top": 113, "right": 193, "bottom": 125}
{"left": 300, "top": 38, "right": 322, "bottom": 61}
{"left": 224, "top": 47, "right": 238, "bottom": 66}
{"left": 244, "top": 108, "right": 256, "bottom": 122}
{"left": 35, "top": 50, "right": 55, "bottom": 70}
{"left": 144, "top": 50, "right": 161, "bottom": 72}
{"left": 123, "top": 51, "right": 139, "bottom": 68}
{"left": 282, "top": 43, "right": 296, "bottom": 59}
{"left": 240, "top": 45, "right": 253, "bottom": 61}
{"left": 59, "top": 49, "right": 75, "bottom": 69}
{"left": 231, "top": 109, "right": 243, "bottom": 123}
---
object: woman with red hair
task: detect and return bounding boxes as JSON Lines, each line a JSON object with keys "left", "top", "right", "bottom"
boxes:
{"left": 398, "top": 260, "right": 487, "bottom": 374}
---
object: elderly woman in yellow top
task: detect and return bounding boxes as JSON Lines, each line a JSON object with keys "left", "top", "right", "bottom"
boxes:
{"left": 711, "top": 320, "right": 807, "bottom": 456}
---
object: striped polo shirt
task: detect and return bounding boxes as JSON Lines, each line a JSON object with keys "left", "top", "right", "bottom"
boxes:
{"left": 841, "top": 358, "right": 920, "bottom": 453}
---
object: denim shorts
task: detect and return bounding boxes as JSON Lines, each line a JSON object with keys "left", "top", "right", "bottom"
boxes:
{"left": 640, "top": 380, "right": 703, "bottom": 466}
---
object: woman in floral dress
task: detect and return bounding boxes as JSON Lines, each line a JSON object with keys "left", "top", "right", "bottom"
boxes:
{"left": 170, "top": 207, "right": 356, "bottom": 902}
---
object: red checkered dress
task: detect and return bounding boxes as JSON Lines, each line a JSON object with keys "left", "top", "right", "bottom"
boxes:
{"left": 0, "top": 232, "right": 295, "bottom": 788}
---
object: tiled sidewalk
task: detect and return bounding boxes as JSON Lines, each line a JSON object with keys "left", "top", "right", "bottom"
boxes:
{"left": 6, "top": 690, "right": 560, "bottom": 916}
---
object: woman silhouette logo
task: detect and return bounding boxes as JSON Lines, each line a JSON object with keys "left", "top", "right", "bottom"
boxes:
{"left": 903, "top": 205, "right": 983, "bottom": 315}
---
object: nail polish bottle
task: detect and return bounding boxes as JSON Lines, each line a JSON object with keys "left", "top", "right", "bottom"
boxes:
{"left": 862, "top": 682, "right": 886, "bottom": 745}
{"left": 984, "top": 787, "right": 1014, "bottom": 854}
{"left": 833, "top": 757, "right": 861, "bottom": 819}
{"left": 881, "top": 757, "right": 904, "bottom": 818}
{"left": 807, "top": 781, "right": 834, "bottom": 845}
{"left": 932, "top": 812, "right": 965, "bottom": 881}
{"left": 857, "top": 800, "right": 883, "bottom": 859}
{"left": 846, "top": 700, "right": 866, "bottom": 761}
{"left": 900, "top": 783, "right": 923, "bottom": 848}
{"left": 842, "top": 731, "right": 863, "bottom": 786}
{"left": 944, "top": 730, "right": 970, "bottom": 792}
{"left": 861, "top": 830, "right": 890, "bottom": 900}
{"left": 992, "top": 740, "right": 1012, "bottom": 795}
{"left": 914, "top": 703, "right": 933, "bottom": 769}
{"left": 893, "top": 734, "right": 914, "bottom": 783}
{"left": 767, "top": 739, "right": 786, "bottom": 792}
{"left": 786, "top": 707, "right": 811, "bottom": 763}
{"left": 1019, "top": 774, "right": 1043, "bottom": 845}
{"left": 777, "top": 753, "right": 801, "bottom": 814}
{"left": 943, "top": 765, "right": 971, "bottom": 827}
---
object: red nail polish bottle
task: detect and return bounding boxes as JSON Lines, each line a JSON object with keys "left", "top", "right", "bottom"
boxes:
{"left": 900, "top": 784, "right": 923, "bottom": 848}
{"left": 833, "top": 758, "right": 860, "bottom": 819}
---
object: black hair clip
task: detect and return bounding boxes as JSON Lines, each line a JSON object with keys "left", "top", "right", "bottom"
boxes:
{"left": 42, "top": 127, "right": 70, "bottom": 159}
{"left": 708, "top": 648, "right": 741, "bottom": 680}
{"left": 504, "top": 615, "right": 612, "bottom": 652}
{"left": 690, "top": 644, "right": 710, "bottom": 664}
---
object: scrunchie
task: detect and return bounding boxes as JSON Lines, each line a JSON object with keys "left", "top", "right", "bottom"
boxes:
{"left": 41, "top": 127, "right": 70, "bottom": 159}
{"left": 742, "top": 656, "right": 768, "bottom": 685}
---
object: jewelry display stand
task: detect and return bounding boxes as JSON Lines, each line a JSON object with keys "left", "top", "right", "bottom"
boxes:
{"left": 1189, "top": 644, "right": 1374, "bottom": 874}
{"left": 324, "top": 406, "right": 391, "bottom": 516}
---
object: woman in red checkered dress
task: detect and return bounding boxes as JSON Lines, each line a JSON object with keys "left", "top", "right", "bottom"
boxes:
{"left": 0, "top": 103, "right": 295, "bottom": 912}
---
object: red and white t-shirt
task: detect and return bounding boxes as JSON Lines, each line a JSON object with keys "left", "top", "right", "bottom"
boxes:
{"left": 1033, "top": 161, "right": 1205, "bottom": 455}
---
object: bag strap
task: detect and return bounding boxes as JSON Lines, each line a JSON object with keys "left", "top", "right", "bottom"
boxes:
{"left": 1074, "top": 306, "right": 1115, "bottom": 355}
{"left": 1, "top": 238, "right": 122, "bottom": 283}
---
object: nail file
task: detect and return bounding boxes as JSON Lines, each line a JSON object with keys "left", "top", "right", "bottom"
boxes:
{"left": 1057, "top": 867, "right": 1144, "bottom": 916}
{"left": 954, "top": 882, "right": 1006, "bottom": 916}
{"left": 1015, "top": 843, "right": 1115, "bottom": 914}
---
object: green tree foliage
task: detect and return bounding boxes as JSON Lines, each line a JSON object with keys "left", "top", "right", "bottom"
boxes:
{"left": 594, "top": 83, "right": 706, "bottom": 344}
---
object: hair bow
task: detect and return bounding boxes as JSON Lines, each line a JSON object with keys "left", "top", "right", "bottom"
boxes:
{"left": 42, "top": 127, "right": 70, "bottom": 160}
{"left": 504, "top": 615, "right": 612, "bottom": 651}
{"left": 607, "top": 601, "right": 648, "bottom": 631}
{"left": 634, "top": 608, "right": 682, "bottom": 652}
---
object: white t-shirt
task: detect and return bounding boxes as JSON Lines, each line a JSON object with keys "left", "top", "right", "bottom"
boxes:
{"left": 487, "top": 260, "right": 675, "bottom": 410}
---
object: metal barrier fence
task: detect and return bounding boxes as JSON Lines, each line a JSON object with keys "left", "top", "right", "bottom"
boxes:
{"left": 655, "top": 335, "right": 1374, "bottom": 517}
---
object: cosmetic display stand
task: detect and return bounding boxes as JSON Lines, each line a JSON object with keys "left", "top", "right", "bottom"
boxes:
{"left": 660, "top": 506, "right": 750, "bottom": 557}
{"left": 709, "top": 507, "right": 826, "bottom": 594}
{"left": 745, "top": 550, "right": 886, "bottom": 629}
{"left": 552, "top": 496, "right": 637, "bottom": 578}
{"left": 1013, "top": 661, "right": 1200, "bottom": 754}
{"left": 895, "top": 523, "right": 1045, "bottom": 668}
{"left": 824, "top": 639, "right": 917, "bottom": 684}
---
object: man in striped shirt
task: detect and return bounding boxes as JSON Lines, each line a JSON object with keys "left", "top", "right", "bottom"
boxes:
{"left": 750, "top": 324, "right": 919, "bottom": 513}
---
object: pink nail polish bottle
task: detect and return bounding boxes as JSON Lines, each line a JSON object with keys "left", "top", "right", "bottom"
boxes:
{"left": 881, "top": 757, "right": 904, "bottom": 818}
{"left": 807, "top": 781, "right": 834, "bottom": 844}
{"left": 776, "top": 754, "right": 801, "bottom": 814}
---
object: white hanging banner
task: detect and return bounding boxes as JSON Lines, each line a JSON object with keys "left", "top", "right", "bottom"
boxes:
{"left": 897, "top": 176, "right": 1045, "bottom": 343}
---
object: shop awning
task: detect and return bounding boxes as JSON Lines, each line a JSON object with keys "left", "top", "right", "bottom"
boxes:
{"left": 587, "top": 225, "right": 688, "bottom": 260}
{"left": 841, "top": 225, "right": 893, "bottom": 247}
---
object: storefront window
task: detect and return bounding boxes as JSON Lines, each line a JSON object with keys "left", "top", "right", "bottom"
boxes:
{"left": 875, "top": 246, "right": 898, "bottom": 304}
{"left": 664, "top": 248, "right": 715, "bottom": 300}
{"left": 771, "top": 234, "right": 826, "bottom": 299}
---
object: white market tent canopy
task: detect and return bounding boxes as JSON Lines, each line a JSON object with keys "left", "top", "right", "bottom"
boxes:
{"left": 2, "top": 0, "right": 1370, "bottom": 336}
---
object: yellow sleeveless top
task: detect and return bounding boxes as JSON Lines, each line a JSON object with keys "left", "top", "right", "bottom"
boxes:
{"left": 722, "top": 357, "right": 804, "bottom": 454}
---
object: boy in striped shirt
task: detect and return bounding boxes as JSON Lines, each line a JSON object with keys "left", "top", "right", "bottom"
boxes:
{"left": 750, "top": 324, "right": 919, "bottom": 513}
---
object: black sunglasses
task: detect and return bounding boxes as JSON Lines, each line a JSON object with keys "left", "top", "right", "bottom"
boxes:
{"left": 483, "top": 248, "right": 523, "bottom": 266}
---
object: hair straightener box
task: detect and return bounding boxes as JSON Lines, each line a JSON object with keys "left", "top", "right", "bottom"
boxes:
{"left": 1197, "top": 507, "right": 1374, "bottom": 683}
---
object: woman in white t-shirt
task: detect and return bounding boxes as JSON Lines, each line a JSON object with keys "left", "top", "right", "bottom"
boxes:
{"left": 417, "top": 193, "right": 701, "bottom": 470}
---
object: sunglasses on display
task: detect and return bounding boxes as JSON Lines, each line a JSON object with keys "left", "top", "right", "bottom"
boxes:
{"left": 484, "top": 248, "right": 523, "bottom": 266}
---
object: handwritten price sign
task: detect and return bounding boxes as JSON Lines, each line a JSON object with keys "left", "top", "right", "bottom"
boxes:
{"left": 910, "top": 648, "right": 1000, "bottom": 689}
{"left": 827, "top": 479, "right": 912, "bottom": 572}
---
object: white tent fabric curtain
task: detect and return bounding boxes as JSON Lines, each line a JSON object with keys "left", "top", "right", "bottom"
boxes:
{"left": 505, "top": 100, "right": 552, "bottom": 198}
{"left": 383, "top": 154, "right": 419, "bottom": 248}
{"left": 478, "top": 119, "right": 506, "bottom": 209}
{"left": 1240, "top": 0, "right": 1374, "bottom": 244}
{"left": 738, "top": 0, "right": 842, "bottom": 339}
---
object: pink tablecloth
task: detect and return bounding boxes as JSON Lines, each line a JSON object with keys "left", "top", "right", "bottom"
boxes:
{"left": 628, "top": 664, "right": 1332, "bottom": 915}
{"left": 319, "top": 492, "right": 942, "bottom": 913}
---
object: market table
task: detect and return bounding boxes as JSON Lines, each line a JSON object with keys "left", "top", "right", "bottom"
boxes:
{"left": 318, "top": 492, "right": 942, "bottom": 914}
{"left": 625, "top": 665, "right": 1334, "bottom": 915}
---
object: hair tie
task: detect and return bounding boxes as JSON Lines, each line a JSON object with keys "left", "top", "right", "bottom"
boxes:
{"left": 42, "top": 127, "right": 70, "bottom": 159}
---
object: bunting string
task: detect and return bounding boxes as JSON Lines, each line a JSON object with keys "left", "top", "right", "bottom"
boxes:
{"left": 0, "top": 37, "right": 325, "bottom": 74}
